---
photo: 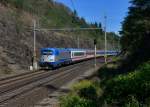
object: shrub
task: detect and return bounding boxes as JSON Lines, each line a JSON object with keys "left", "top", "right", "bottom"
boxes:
{"left": 103, "top": 61, "right": 150, "bottom": 104}
{"left": 72, "top": 80, "right": 102, "bottom": 100}
{"left": 60, "top": 94, "right": 96, "bottom": 107}
{"left": 60, "top": 80, "right": 102, "bottom": 107}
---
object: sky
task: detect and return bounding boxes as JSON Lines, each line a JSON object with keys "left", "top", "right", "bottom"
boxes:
{"left": 56, "top": 0, "right": 130, "bottom": 33}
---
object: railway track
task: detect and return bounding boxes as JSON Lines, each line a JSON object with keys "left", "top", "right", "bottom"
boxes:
{"left": 0, "top": 59, "right": 99, "bottom": 107}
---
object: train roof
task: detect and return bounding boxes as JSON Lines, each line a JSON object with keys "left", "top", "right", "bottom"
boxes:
{"left": 41, "top": 48, "right": 119, "bottom": 53}
{"left": 41, "top": 48, "right": 70, "bottom": 52}
{"left": 41, "top": 48, "right": 87, "bottom": 51}
{"left": 68, "top": 48, "right": 86, "bottom": 51}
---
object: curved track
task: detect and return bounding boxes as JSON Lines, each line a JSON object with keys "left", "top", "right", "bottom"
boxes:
{"left": 0, "top": 59, "right": 99, "bottom": 106}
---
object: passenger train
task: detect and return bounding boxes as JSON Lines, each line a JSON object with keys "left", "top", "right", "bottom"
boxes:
{"left": 39, "top": 48, "right": 118, "bottom": 68}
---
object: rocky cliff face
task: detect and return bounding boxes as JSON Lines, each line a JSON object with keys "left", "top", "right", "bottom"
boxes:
{"left": 0, "top": 4, "right": 93, "bottom": 75}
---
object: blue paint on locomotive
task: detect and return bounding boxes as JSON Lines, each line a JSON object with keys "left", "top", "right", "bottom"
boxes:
{"left": 40, "top": 48, "right": 72, "bottom": 68}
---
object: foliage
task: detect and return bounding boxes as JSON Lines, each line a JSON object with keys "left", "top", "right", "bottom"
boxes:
{"left": 124, "top": 96, "right": 150, "bottom": 107}
{"left": 60, "top": 94, "right": 96, "bottom": 107}
{"left": 121, "top": 0, "right": 150, "bottom": 49}
{"left": 98, "top": 62, "right": 121, "bottom": 83}
{"left": 103, "top": 61, "right": 150, "bottom": 105}
{"left": 72, "top": 80, "right": 102, "bottom": 100}
{"left": 124, "top": 96, "right": 140, "bottom": 107}
{"left": 60, "top": 80, "right": 102, "bottom": 107}
{"left": 120, "top": 0, "right": 150, "bottom": 68}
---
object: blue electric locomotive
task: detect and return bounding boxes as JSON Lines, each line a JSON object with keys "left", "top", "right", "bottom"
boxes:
{"left": 39, "top": 48, "right": 71, "bottom": 68}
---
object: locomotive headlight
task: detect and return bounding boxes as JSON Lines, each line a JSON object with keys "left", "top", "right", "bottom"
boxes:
{"left": 48, "top": 55, "right": 55, "bottom": 62}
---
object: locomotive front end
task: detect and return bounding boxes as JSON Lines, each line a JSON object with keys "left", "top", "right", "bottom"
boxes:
{"left": 39, "top": 48, "right": 55, "bottom": 68}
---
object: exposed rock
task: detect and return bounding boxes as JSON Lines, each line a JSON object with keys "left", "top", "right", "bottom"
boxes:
{"left": 0, "top": 4, "right": 93, "bottom": 75}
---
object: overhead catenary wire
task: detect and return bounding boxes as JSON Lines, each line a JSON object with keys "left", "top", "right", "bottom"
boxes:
{"left": 35, "top": 27, "right": 102, "bottom": 31}
{"left": 70, "top": 0, "right": 76, "bottom": 12}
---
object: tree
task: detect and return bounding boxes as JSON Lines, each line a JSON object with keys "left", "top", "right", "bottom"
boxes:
{"left": 98, "top": 23, "right": 103, "bottom": 34}
{"left": 120, "top": 0, "right": 150, "bottom": 65}
{"left": 94, "top": 22, "right": 98, "bottom": 28}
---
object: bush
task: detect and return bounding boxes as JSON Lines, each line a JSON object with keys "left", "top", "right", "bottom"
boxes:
{"left": 72, "top": 80, "right": 102, "bottom": 100}
{"left": 60, "top": 80, "right": 102, "bottom": 107}
{"left": 60, "top": 94, "right": 96, "bottom": 107}
{"left": 103, "top": 61, "right": 150, "bottom": 104}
